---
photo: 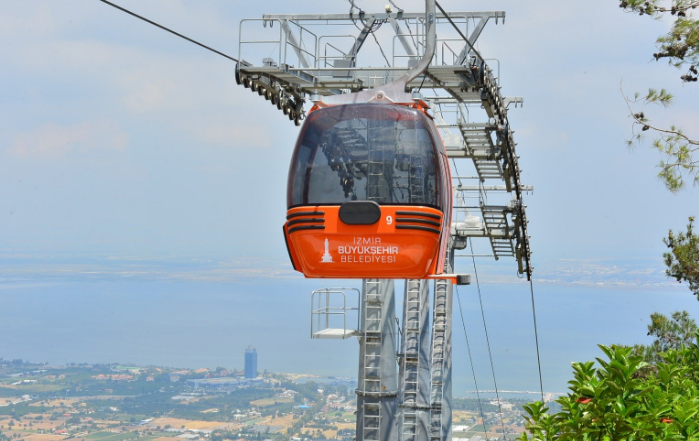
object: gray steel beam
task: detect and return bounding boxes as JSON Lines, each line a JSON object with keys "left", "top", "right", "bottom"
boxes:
{"left": 332, "top": 18, "right": 377, "bottom": 77}
{"left": 455, "top": 17, "right": 489, "bottom": 65}
{"left": 388, "top": 16, "right": 417, "bottom": 58}
{"left": 504, "top": 96, "right": 524, "bottom": 108}
{"left": 402, "top": 0, "right": 436, "bottom": 85}
{"left": 263, "top": 11, "right": 505, "bottom": 22}
{"left": 345, "top": 18, "right": 377, "bottom": 63}
{"left": 356, "top": 279, "right": 399, "bottom": 441}
{"left": 452, "top": 229, "right": 511, "bottom": 239}
{"left": 454, "top": 185, "right": 534, "bottom": 192}
{"left": 279, "top": 20, "right": 312, "bottom": 69}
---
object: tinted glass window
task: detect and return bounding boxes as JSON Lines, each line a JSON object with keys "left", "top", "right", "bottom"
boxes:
{"left": 288, "top": 104, "right": 439, "bottom": 207}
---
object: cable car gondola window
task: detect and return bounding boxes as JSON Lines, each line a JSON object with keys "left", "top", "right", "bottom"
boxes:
{"left": 288, "top": 104, "right": 440, "bottom": 207}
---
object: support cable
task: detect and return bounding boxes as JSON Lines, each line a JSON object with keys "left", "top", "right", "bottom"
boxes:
{"left": 451, "top": 157, "right": 463, "bottom": 186}
{"left": 455, "top": 286, "right": 488, "bottom": 440}
{"left": 387, "top": 0, "right": 418, "bottom": 50}
{"left": 468, "top": 238, "right": 507, "bottom": 438}
{"left": 96, "top": 0, "right": 239, "bottom": 63}
{"left": 346, "top": 0, "right": 390, "bottom": 66}
{"left": 417, "top": 69, "right": 427, "bottom": 92}
{"left": 434, "top": 1, "right": 484, "bottom": 61}
{"left": 402, "top": 19, "right": 419, "bottom": 53}
{"left": 348, "top": 0, "right": 383, "bottom": 32}
{"left": 371, "top": 32, "right": 392, "bottom": 67}
{"left": 529, "top": 277, "right": 545, "bottom": 402}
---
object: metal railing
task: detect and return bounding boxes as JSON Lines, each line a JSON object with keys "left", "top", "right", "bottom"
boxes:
{"left": 238, "top": 19, "right": 317, "bottom": 69}
{"left": 238, "top": 19, "right": 283, "bottom": 68}
{"left": 319, "top": 35, "right": 358, "bottom": 68}
{"left": 311, "top": 288, "right": 360, "bottom": 339}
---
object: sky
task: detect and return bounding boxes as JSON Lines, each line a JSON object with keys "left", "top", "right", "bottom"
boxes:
{"left": 0, "top": 0, "right": 698, "bottom": 392}
{"left": 0, "top": 0, "right": 696, "bottom": 264}
{"left": 1, "top": 0, "right": 696, "bottom": 262}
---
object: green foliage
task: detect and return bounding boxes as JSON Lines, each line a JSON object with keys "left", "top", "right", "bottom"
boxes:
{"left": 664, "top": 217, "right": 699, "bottom": 298}
{"left": 632, "top": 311, "right": 698, "bottom": 363}
{"left": 619, "top": 0, "right": 699, "bottom": 191}
{"left": 657, "top": 16, "right": 699, "bottom": 70}
{"left": 652, "top": 128, "right": 698, "bottom": 191}
{"left": 86, "top": 387, "right": 275, "bottom": 422}
{"left": 0, "top": 403, "right": 50, "bottom": 417}
{"left": 519, "top": 334, "right": 699, "bottom": 440}
{"left": 624, "top": 86, "right": 698, "bottom": 192}
{"left": 620, "top": 0, "right": 699, "bottom": 71}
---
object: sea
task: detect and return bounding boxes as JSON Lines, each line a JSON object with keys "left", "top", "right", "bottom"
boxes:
{"left": 1, "top": 262, "right": 697, "bottom": 401}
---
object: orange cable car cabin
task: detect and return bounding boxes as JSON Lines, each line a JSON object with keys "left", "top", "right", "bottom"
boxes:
{"left": 283, "top": 102, "right": 453, "bottom": 279}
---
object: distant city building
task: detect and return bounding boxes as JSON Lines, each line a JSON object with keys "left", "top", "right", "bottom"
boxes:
{"left": 244, "top": 346, "right": 258, "bottom": 378}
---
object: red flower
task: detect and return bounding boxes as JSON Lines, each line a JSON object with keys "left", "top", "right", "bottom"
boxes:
{"left": 576, "top": 397, "right": 593, "bottom": 404}
{"left": 660, "top": 417, "right": 673, "bottom": 424}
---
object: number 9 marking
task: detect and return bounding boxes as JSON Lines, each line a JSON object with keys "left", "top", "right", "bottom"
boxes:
{"left": 386, "top": 216, "right": 393, "bottom": 225}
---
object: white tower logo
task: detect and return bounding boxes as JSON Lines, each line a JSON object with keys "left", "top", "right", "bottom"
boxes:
{"left": 320, "top": 238, "right": 333, "bottom": 263}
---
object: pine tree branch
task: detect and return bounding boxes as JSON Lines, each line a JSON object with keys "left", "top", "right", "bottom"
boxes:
{"left": 620, "top": 0, "right": 699, "bottom": 16}
{"left": 622, "top": 84, "right": 699, "bottom": 146}
{"left": 621, "top": 82, "right": 699, "bottom": 191}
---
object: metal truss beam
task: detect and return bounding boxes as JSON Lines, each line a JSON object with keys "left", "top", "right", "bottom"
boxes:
{"left": 279, "top": 20, "right": 312, "bottom": 68}
{"left": 281, "top": 5, "right": 535, "bottom": 441}
{"left": 454, "top": 185, "right": 533, "bottom": 192}
{"left": 262, "top": 11, "right": 505, "bottom": 22}
{"left": 388, "top": 16, "right": 417, "bottom": 58}
{"left": 344, "top": 19, "right": 377, "bottom": 64}
{"left": 454, "top": 17, "right": 489, "bottom": 64}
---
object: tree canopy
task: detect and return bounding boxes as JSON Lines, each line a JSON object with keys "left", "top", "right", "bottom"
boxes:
{"left": 632, "top": 310, "right": 698, "bottom": 362}
{"left": 664, "top": 216, "right": 699, "bottom": 300}
{"left": 519, "top": 339, "right": 699, "bottom": 440}
{"left": 618, "top": 1, "right": 699, "bottom": 299}
{"left": 519, "top": 312, "right": 699, "bottom": 440}
{"left": 619, "top": 0, "right": 699, "bottom": 191}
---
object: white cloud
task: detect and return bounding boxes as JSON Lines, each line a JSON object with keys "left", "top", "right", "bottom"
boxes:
{"left": 10, "top": 120, "right": 129, "bottom": 159}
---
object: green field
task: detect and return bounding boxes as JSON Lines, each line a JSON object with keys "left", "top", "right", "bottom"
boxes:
{"left": 337, "top": 412, "right": 356, "bottom": 422}
{"left": 86, "top": 431, "right": 141, "bottom": 441}
{"left": 0, "top": 384, "right": 63, "bottom": 396}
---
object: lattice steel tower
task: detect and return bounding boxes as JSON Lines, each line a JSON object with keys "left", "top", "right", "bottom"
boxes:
{"left": 237, "top": 1, "right": 533, "bottom": 440}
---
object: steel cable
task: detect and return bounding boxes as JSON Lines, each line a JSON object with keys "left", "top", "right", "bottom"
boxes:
{"left": 468, "top": 238, "right": 507, "bottom": 438}
{"left": 455, "top": 286, "right": 488, "bottom": 440}
{"left": 371, "top": 31, "right": 392, "bottom": 67}
{"left": 96, "top": 0, "right": 239, "bottom": 63}
{"left": 529, "top": 278, "right": 545, "bottom": 402}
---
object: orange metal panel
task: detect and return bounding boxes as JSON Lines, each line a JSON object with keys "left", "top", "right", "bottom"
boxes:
{"left": 284, "top": 205, "right": 445, "bottom": 279}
